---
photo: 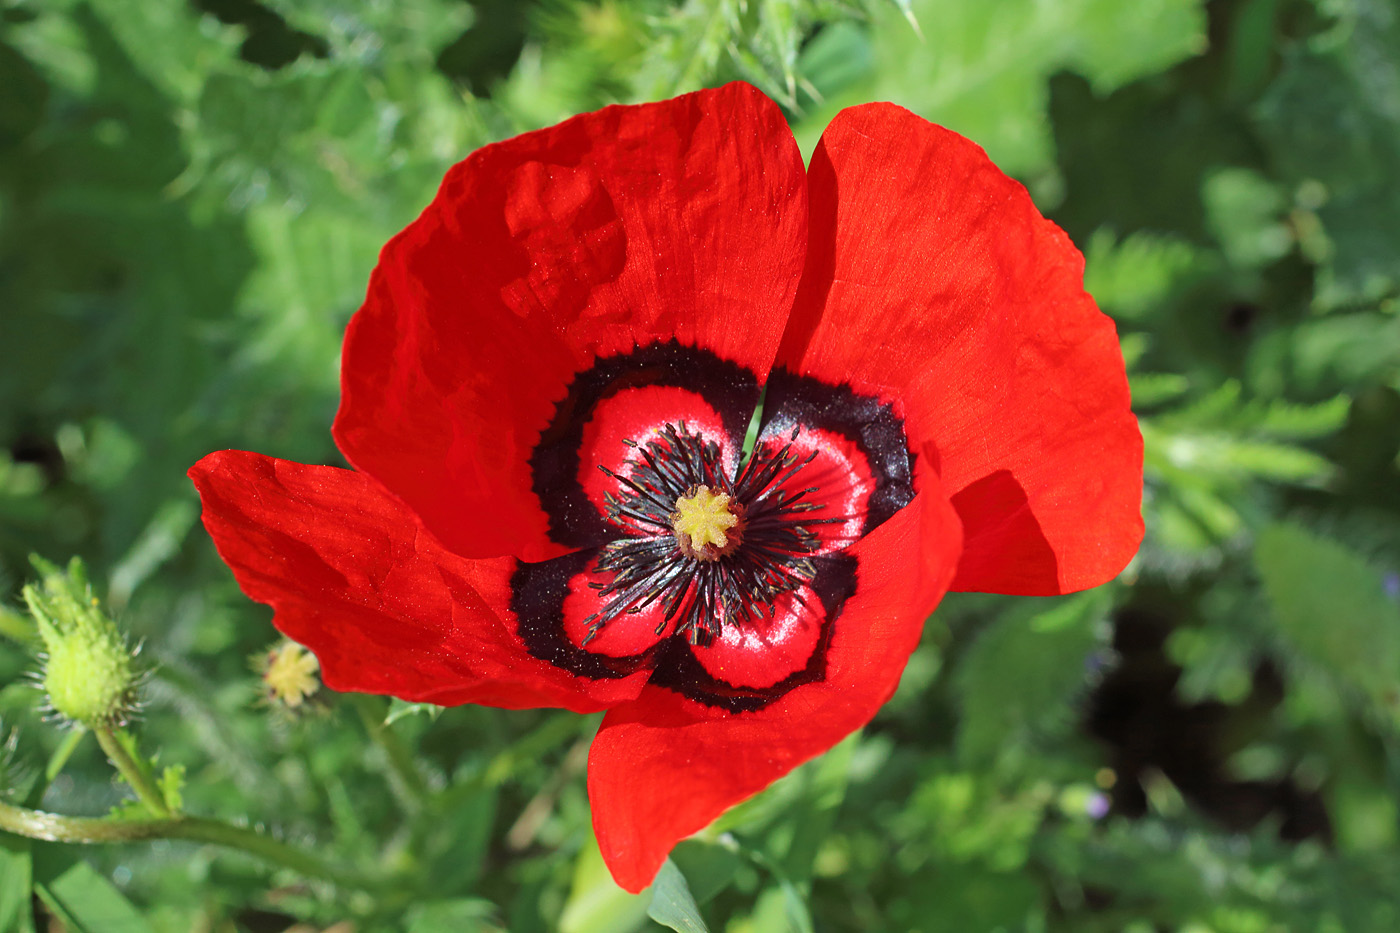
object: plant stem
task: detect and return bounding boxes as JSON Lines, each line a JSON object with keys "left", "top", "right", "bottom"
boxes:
{"left": 350, "top": 695, "right": 428, "bottom": 806}
{"left": 0, "top": 800, "right": 394, "bottom": 893}
{"left": 94, "top": 728, "right": 171, "bottom": 819}
{"left": 45, "top": 728, "right": 86, "bottom": 783}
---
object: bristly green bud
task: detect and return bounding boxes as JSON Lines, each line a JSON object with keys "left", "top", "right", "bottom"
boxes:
{"left": 23, "top": 556, "right": 140, "bottom": 729}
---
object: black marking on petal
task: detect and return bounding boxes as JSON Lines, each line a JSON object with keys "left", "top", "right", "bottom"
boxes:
{"left": 757, "top": 368, "right": 916, "bottom": 536}
{"left": 510, "top": 549, "right": 659, "bottom": 680}
{"left": 514, "top": 357, "right": 914, "bottom": 711}
{"left": 529, "top": 341, "right": 761, "bottom": 549}
{"left": 646, "top": 553, "right": 857, "bottom": 712}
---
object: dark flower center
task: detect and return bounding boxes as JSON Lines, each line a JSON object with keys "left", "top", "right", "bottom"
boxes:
{"left": 582, "top": 422, "right": 834, "bottom": 646}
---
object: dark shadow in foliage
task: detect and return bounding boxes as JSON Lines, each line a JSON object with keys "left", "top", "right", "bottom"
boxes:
{"left": 1044, "top": 0, "right": 1303, "bottom": 246}
{"left": 190, "top": 0, "right": 329, "bottom": 70}
{"left": 233, "top": 907, "right": 301, "bottom": 933}
{"left": 436, "top": 0, "right": 529, "bottom": 94}
{"left": 1325, "top": 387, "right": 1400, "bottom": 514}
{"left": 1047, "top": 70, "right": 1257, "bottom": 248}
{"left": 1085, "top": 608, "right": 1333, "bottom": 844}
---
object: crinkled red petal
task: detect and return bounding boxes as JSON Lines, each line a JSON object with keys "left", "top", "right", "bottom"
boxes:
{"left": 334, "top": 82, "right": 808, "bottom": 562}
{"left": 586, "top": 464, "right": 963, "bottom": 892}
{"left": 778, "top": 103, "right": 1143, "bottom": 595}
{"left": 189, "top": 451, "right": 649, "bottom": 712}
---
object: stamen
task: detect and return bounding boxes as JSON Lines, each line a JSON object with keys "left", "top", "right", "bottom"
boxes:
{"left": 586, "top": 422, "right": 844, "bottom": 644}
{"left": 671, "top": 484, "right": 743, "bottom": 561}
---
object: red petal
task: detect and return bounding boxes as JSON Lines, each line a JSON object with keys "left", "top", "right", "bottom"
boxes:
{"left": 689, "top": 584, "right": 824, "bottom": 689}
{"left": 578, "top": 385, "right": 732, "bottom": 535}
{"left": 753, "top": 423, "right": 877, "bottom": 555}
{"left": 334, "top": 82, "right": 807, "bottom": 562}
{"left": 778, "top": 103, "right": 1143, "bottom": 595}
{"left": 190, "top": 451, "right": 650, "bottom": 711}
{"left": 562, "top": 563, "right": 676, "bottom": 658}
{"left": 587, "top": 465, "right": 963, "bottom": 892}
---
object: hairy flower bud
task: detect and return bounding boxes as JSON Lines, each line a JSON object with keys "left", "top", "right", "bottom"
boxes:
{"left": 23, "top": 557, "right": 140, "bottom": 729}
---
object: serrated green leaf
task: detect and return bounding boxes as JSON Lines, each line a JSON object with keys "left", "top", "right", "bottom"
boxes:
{"left": 157, "top": 764, "right": 184, "bottom": 813}
{"left": 1256, "top": 395, "right": 1351, "bottom": 440}
{"left": 265, "top": 0, "right": 474, "bottom": 62}
{"left": 1286, "top": 313, "right": 1400, "bottom": 392}
{"left": 1131, "top": 373, "right": 1193, "bottom": 408}
{"left": 908, "top": 772, "right": 1052, "bottom": 871}
{"left": 385, "top": 697, "right": 444, "bottom": 725}
{"left": 1155, "top": 380, "right": 1245, "bottom": 430}
{"left": 1214, "top": 439, "right": 1336, "bottom": 484}
{"left": 647, "top": 859, "right": 709, "bottom": 933}
{"left": 1083, "top": 228, "right": 1213, "bottom": 321}
{"left": 1150, "top": 425, "right": 1335, "bottom": 485}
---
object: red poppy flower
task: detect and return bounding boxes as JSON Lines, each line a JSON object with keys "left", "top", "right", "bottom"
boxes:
{"left": 190, "top": 83, "right": 1142, "bottom": 893}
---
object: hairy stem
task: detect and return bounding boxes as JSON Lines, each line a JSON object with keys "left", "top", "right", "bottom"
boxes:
{"left": 351, "top": 695, "right": 428, "bottom": 806}
{"left": 0, "top": 800, "right": 394, "bottom": 893}
{"left": 94, "top": 728, "right": 171, "bottom": 819}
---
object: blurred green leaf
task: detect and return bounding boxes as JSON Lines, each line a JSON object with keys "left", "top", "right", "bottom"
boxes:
{"left": 0, "top": 834, "right": 34, "bottom": 933}
{"left": 957, "top": 591, "right": 1112, "bottom": 766}
{"left": 669, "top": 839, "right": 742, "bottom": 906}
{"left": 1203, "top": 167, "right": 1293, "bottom": 269}
{"left": 1256, "top": 523, "right": 1400, "bottom": 725}
{"left": 406, "top": 898, "right": 502, "bottom": 933}
{"left": 33, "top": 849, "right": 154, "bottom": 933}
{"left": 559, "top": 834, "right": 649, "bottom": 933}
{"left": 647, "top": 858, "right": 709, "bottom": 933}
{"left": 1139, "top": 383, "right": 1348, "bottom": 569}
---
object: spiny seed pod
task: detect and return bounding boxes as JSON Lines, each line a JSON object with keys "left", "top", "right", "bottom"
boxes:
{"left": 23, "top": 556, "right": 140, "bottom": 730}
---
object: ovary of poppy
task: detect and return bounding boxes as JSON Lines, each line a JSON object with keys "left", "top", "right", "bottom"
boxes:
{"left": 189, "top": 82, "right": 1143, "bottom": 893}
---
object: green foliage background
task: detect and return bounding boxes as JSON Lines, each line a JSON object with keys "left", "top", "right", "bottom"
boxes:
{"left": 2, "top": 0, "right": 1399, "bottom": 929}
